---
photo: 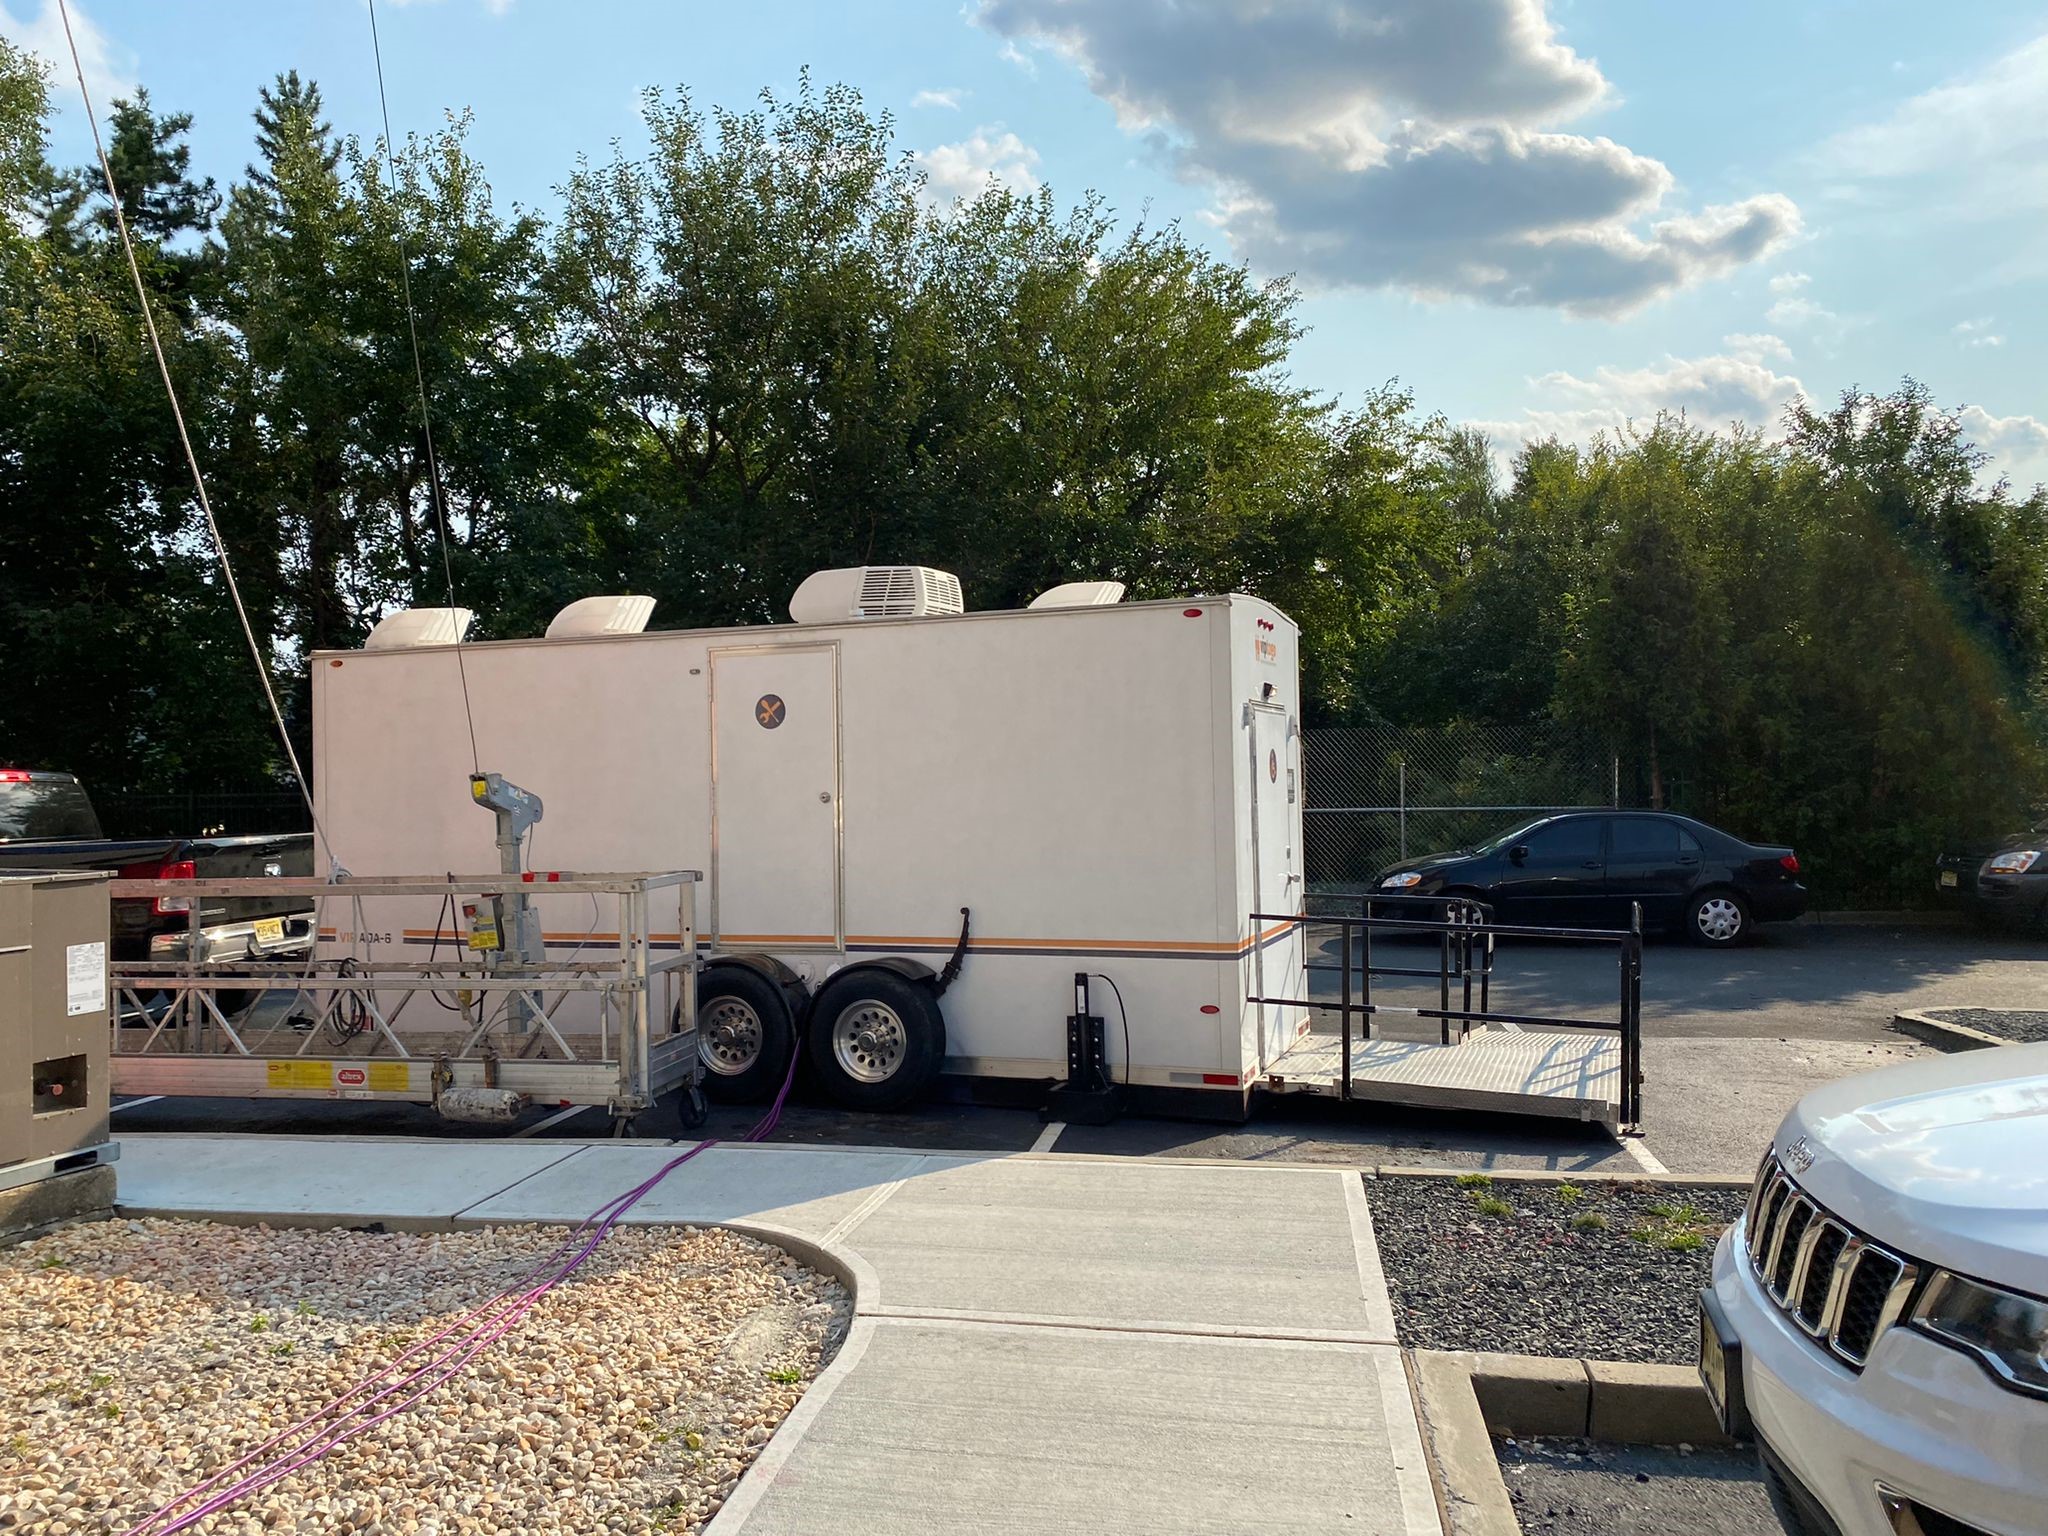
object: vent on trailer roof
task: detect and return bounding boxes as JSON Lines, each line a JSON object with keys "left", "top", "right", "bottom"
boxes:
{"left": 1028, "top": 580, "right": 1125, "bottom": 610}
{"left": 546, "top": 595, "right": 656, "bottom": 638}
{"left": 363, "top": 607, "right": 473, "bottom": 650}
{"left": 788, "top": 566, "right": 964, "bottom": 624}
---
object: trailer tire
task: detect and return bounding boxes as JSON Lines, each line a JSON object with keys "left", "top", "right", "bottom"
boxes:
{"left": 694, "top": 967, "right": 796, "bottom": 1104}
{"left": 806, "top": 970, "right": 944, "bottom": 1111}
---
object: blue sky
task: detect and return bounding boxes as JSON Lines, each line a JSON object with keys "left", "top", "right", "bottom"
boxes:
{"left": 8, "top": 0, "right": 2045, "bottom": 486}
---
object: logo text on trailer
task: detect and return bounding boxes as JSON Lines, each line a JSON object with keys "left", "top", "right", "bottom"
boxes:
{"left": 1255, "top": 616, "right": 1279, "bottom": 665}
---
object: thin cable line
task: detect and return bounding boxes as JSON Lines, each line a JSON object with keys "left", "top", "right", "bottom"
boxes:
{"left": 55, "top": 0, "right": 339, "bottom": 873}
{"left": 366, "top": 0, "right": 481, "bottom": 774}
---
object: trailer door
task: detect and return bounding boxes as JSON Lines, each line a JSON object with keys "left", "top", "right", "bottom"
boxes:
{"left": 1248, "top": 701, "right": 1303, "bottom": 1070}
{"left": 710, "top": 644, "right": 842, "bottom": 950}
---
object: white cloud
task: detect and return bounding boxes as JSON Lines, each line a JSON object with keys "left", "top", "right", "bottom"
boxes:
{"left": 913, "top": 87, "right": 964, "bottom": 110}
{"left": 1767, "top": 270, "right": 1810, "bottom": 295}
{"left": 1953, "top": 317, "right": 2005, "bottom": 349}
{"left": 977, "top": 0, "right": 1799, "bottom": 315}
{"left": 1816, "top": 32, "right": 2048, "bottom": 208}
{"left": 1471, "top": 347, "right": 1806, "bottom": 457}
{"left": 997, "top": 38, "right": 1038, "bottom": 76}
{"left": 0, "top": 0, "right": 135, "bottom": 112}
{"left": 1959, "top": 405, "right": 2048, "bottom": 460}
{"left": 1766, "top": 294, "right": 1840, "bottom": 330}
{"left": 920, "top": 128, "right": 1042, "bottom": 204}
{"left": 1722, "top": 332, "right": 1793, "bottom": 363}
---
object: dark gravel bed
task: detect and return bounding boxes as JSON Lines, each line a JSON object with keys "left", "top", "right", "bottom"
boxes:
{"left": 1927, "top": 1007, "right": 2048, "bottom": 1044}
{"left": 1368, "top": 1175, "right": 1747, "bottom": 1363}
{"left": 1499, "top": 1438, "right": 1777, "bottom": 1536}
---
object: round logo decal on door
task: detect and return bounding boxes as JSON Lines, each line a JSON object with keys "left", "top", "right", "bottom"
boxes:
{"left": 755, "top": 694, "right": 786, "bottom": 729}
{"left": 1268, "top": 749, "right": 1278, "bottom": 782}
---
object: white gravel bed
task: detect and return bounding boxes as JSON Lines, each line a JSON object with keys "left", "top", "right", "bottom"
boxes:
{"left": 0, "top": 1219, "right": 850, "bottom": 1535}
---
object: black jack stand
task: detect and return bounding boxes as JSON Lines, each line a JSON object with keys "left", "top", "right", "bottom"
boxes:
{"left": 1045, "top": 971, "right": 1123, "bottom": 1126}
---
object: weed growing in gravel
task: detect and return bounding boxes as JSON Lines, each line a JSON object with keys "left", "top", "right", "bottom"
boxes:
{"left": 767, "top": 1367, "right": 801, "bottom": 1384}
{"left": 1472, "top": 1194, "right": 1514, "bottom": 1218}
{"left": 1454, "top": 1173, "right": 1493, "bottom": 1189}
{"left": 1648, "top": 1202, "right": 1704, "bottom": 1226}
{"left": 1555, "top": 1183, "right": 1583, "bottom": 1204}
{"left": 36, "top": 1255, "right": 63, "bottom": 1269}
{"left": 101, "top": 1403, "right": 120, "bottom": 1421}
{"left": 248, "top": 1313, "right": 270, "bottom": 1333}
{"left": 1638, "top": 1228, "right": 1706, "bottom": 1252}
{"left": 683, "top": 1430, "right": 704, "bottom": 1451}
{"left": 295, "top": 1299, "right": 316, "bottom": 1316}
{"left": 1570, "top": 1211, "right": 1609, "bottom": 1232}
{"left": 651, "top": 1497, "right": 689, "bottom": 1526}
{"left": 270, "top": 1341, "right": 295, "bottom": 1357}
{"left": 87, "top": 1373, "right": 112, "bottom": 1389}
{"left": 5, "top": 1435, "right": 29, "bottom": 1460}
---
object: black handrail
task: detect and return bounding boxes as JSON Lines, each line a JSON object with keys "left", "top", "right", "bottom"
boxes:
{"left": 1247, "top": 902, "right": 1645, "bottom": 1129}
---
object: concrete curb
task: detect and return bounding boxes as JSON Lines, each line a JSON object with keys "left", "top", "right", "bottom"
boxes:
{"left": 1371, "top": 1166, "right": 1752, "bottom": 1190}
{"left": 1892, "top": 1009, "right": 2022, "bottom": 1052}
{"left": 1410, "top": 1348, "right": 1733, "bottom": 1536}
{"left": 1794, "top": 910, "right": 1963, "bottom": 927}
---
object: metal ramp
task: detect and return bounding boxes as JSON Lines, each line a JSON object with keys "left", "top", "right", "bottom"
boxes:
{"left": 1265, "top": 1026, "right": 1622, "bottom": 1123}
{"left": 1249, "top": 894, "right": 1643, "bottom": 1130}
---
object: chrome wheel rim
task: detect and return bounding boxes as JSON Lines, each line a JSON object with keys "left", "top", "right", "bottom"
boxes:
{"left": 1696, "top": 898, "right": 1743, "bottom": 942}
{"left": 831, "top": 1001, "right": 907, "bottom": 1084}
{"left": 700, "top": 998, "right": 765, "bottom": 1076}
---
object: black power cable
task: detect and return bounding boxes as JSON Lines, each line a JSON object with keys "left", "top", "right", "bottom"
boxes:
{"left": 1088, "top": 973, "right": 1131, "bottom": 1087}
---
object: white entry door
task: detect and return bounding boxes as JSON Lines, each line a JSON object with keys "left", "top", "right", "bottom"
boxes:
{"left": 1249, "top": 702, "right": 1303, "bottom": 1070}
{"left": 711, "top": 645, "right": 842, "bottom": 948}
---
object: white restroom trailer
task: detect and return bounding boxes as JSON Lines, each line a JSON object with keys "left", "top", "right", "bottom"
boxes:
{"left": 312, "top": 585, "right": 1309, "bottom": 1118}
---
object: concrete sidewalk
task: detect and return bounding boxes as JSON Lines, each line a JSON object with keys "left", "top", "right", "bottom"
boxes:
{"left": 118, "top": 1134, "right": 1442, "bottom": 1535}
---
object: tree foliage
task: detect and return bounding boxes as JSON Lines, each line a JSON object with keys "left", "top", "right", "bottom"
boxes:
{"left": 0, "top": 66, "right": 2041, "bottom": 905}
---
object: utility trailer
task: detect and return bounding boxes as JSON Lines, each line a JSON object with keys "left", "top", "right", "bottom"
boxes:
{"left": 283, "top": 569, "right": 1637, "bottom": 1129}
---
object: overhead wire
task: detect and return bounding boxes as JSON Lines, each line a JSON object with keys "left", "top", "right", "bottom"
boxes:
{"left": 365, "top": 0, "right": 482, "bottom": 776}
{"left": 54, "top": 0, "right": 339, "bottom": 876}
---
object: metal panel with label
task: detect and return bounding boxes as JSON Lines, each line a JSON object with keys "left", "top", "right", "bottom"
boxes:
{"left": 710, "top": 644, "right": 843, "bottom": 949}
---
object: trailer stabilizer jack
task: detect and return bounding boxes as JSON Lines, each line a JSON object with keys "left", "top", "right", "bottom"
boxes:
{"left": 1045, "top": 972, "right": 1122, "bottom": 1126}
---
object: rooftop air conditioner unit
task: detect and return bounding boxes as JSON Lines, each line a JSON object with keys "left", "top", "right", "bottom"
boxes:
{"left": 1028, "top": 581, "right": 1126, "bottom": 610}
{"left": 545, "top": 595, "right": 656, "bottom": 639}
{"left": 788, "top": 566, "right": 965, "bottom": 625}
{"left": 363, "top": 607, "right": 473, "bottom": 650}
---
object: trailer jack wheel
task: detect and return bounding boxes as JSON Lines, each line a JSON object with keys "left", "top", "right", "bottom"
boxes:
{"left": 678, "top": 1083, "right": 709, "bottom": 1132}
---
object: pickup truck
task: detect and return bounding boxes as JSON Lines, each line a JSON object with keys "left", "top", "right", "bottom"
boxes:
{"left": 0, "top": 768, "right": 315, "bottom": 965}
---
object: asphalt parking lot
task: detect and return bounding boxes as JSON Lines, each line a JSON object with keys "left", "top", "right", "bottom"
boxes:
{"left": 110, "top": 921, "right": 2042, "bottom": 1178}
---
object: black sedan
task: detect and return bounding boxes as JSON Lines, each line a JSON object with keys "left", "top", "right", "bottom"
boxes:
{"left": 1937, "top": 821, "right": 2048, "bottom": 932}
{"left": 1373, "top": 810, "right": 1806, "bottom": 945}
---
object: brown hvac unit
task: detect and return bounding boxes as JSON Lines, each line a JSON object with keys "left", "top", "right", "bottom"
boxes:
{"left": 1, "top": 871, "right": 115, "bottom": 1189}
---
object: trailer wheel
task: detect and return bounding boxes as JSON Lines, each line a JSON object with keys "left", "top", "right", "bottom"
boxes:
{"left": 806, "top": 970, "right": 944, "bottom": 1111}
{"left": 694, "top": 968, "right": 795, "bottom": 1103}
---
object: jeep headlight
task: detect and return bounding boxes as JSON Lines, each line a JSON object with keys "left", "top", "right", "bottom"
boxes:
{"left": 1912, "top": 1271, "right": 2048, "bottom": 1397}
{"left": 1379, "top": 872, "right": 1423, "bottom": 889}
{"left": 1985, "top": 848, "right": 2041, "bottom": 874}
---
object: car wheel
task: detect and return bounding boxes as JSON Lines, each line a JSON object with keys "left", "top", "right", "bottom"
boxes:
{"left": 693, "top": 967, "right": 795, "bottom": 1103}
{"left": 1688, "top": 890, "right": 1750, "bottom": 946}
{"left": 805, "top": 970, "right": 945, "bottom": 1111}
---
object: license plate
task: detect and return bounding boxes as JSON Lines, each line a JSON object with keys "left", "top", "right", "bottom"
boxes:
{"left": 254, "top": 917, "right": 285, "bottom": 945}
{"left": 1697, "top": 1292, "right": 1748, "bottom": 1437}
{"left": 1939, "top": 870, "right": 1958, "bottom": 889}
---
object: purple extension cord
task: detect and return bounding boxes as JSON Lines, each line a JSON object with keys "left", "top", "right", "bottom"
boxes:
{"left": 128, "top": 1058, "right": 799, "bottom": 1536}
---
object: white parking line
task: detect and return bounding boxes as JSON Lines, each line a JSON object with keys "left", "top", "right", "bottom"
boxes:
{"left": 1620, "top": 1133, "right": 1671, "bottom": 1177}
{"left": 111, "top": 1096, "right": 164, "bottom": 1112}
{"left": 514, "top": 1104, "right": 598, "bottom": 1139}
{"left": 1029, "top": 1121, "right": 1065, "bottom": 1154}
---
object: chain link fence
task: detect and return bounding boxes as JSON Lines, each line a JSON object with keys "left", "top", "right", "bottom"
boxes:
{"left": 1304, "top": 723, "right": 1620, "bottom": 891}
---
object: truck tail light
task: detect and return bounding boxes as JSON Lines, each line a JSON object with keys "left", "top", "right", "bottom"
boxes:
{"left": 119, "top": 857, "right": 198, "bottom": 913}
{"left": 1779, "top": 854, "right": 1800, "bottom": 875}
{"left": 0, "top": 768, "right": 32, "bottom": 781}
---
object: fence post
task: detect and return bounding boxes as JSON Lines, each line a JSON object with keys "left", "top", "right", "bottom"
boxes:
{"left": 1397, "top": 759, "right": 1407, "bottom": 859}
{"left": 1612, "top": 755, "right": 1619, "bottom": 808}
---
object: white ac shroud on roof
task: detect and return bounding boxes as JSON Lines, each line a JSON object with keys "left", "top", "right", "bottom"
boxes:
{"left": 546, "top": 595, "right": 656, "bottom": 639}
{"left": 788, "top": 566, "right": 965, "bottom": 625}
{"left": 363, "top": 607, "right": 473, "bottom": 650}
{"left": 1028, "top": 581, "right": 1125, "bottom": 610}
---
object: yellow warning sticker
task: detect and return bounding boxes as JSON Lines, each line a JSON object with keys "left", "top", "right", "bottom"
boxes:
{"left": 266, "top": 1059, "right": 332, "bottom": 1091}
{"left": 367, "top": 1062, "right": 410, "bottom": 1092}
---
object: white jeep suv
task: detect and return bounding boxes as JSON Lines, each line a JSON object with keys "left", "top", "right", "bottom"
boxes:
{"left": 1701, "top": 1043, "right": 2048, "bottom": 1536}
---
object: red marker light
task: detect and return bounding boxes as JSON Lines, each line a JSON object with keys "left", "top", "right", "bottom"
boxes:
{"left": 1199, "top": 1004, "right": 1221, "bottom": 1015}
{"left": 1182, "top": 608, "right": 1204, "bottom": 618}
